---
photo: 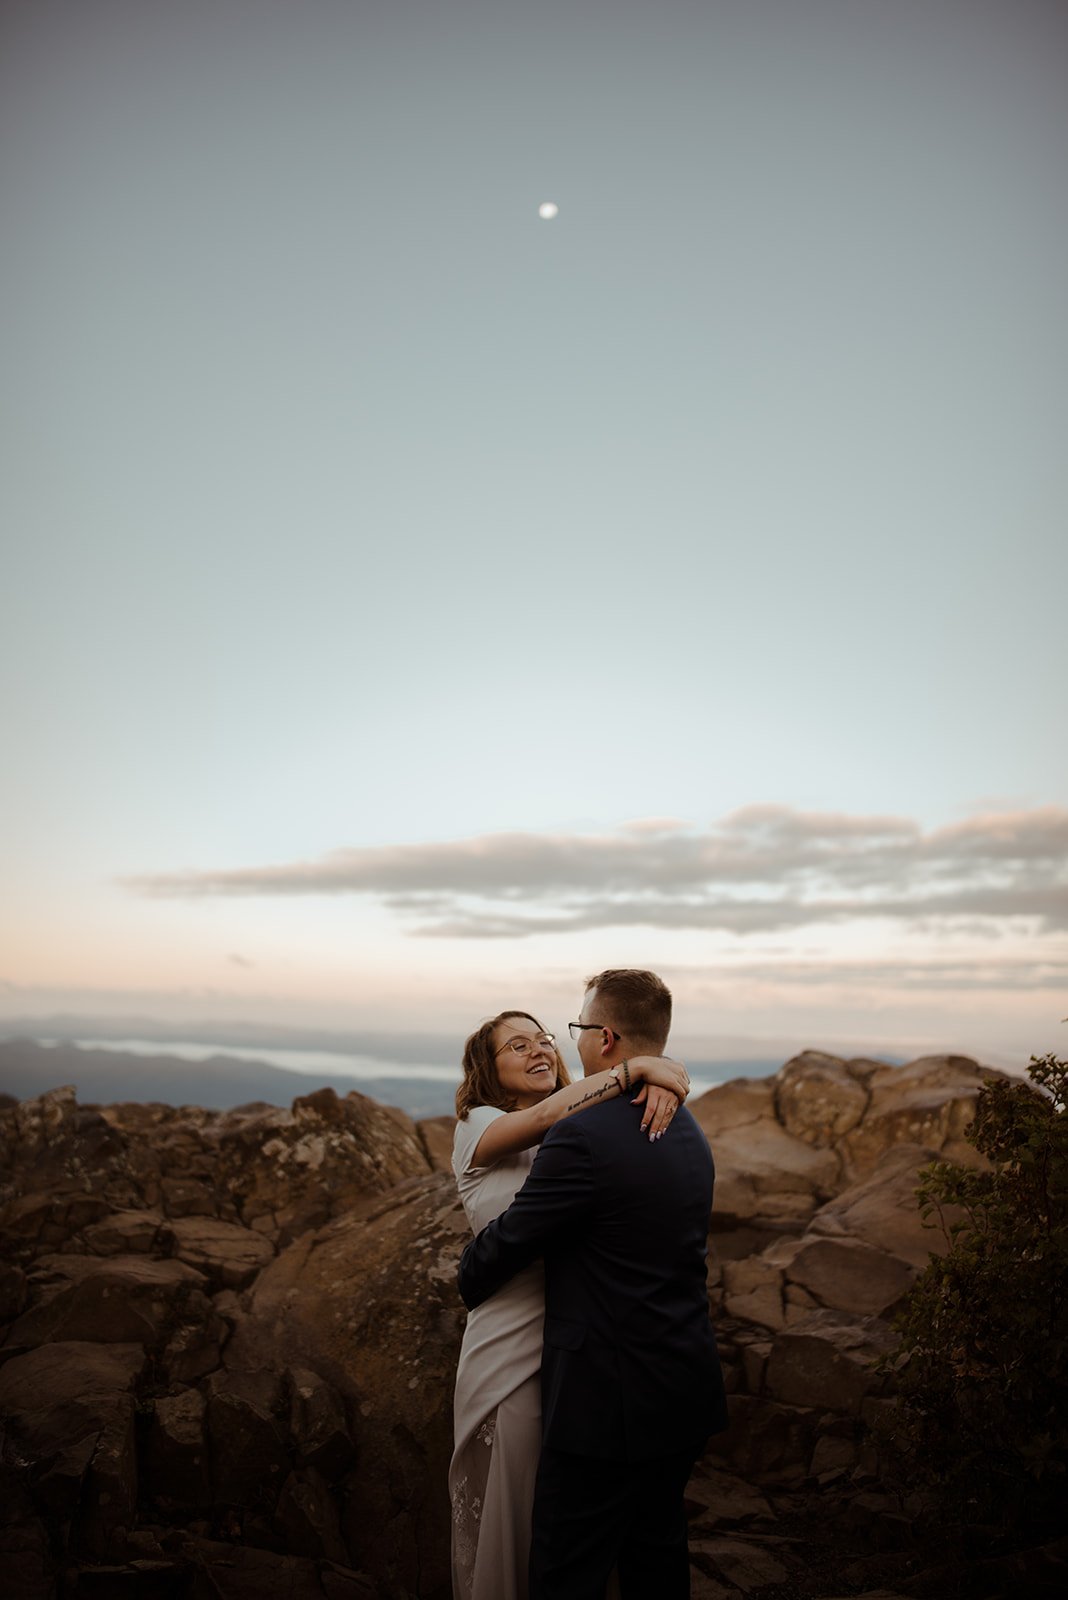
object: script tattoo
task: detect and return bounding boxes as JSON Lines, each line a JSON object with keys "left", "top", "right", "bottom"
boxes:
{"left": 563, "top": 1082, "right": 611, "bottom": 1117}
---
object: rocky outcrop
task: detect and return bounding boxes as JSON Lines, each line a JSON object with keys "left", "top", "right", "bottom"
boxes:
{"left": 0, "top": 1083, "right": 436, "bottom": 1598}
{"left": 695, "top": 1050, "right": 998, "bottom": 1238}
{"left": 227, "top": 1174, "right": 469, "bottom": 1596}
{"left": 415, "top": 1116, "right": 456, "bottom": 1175}
{"left": 687, "top": 1050, "right": 1007, "bottom": 1588}
{"left": 0, "top": 1340, "right": 145, "bottom": 1556}
{"left": 0, "top": 1050, "right": 1034, "bottom": 1600}
{"left": 691, "top": 1076, "right": 840, "bottom": 1227}
{"left": 0, "top": 1084, "right": 432, "bottom": 1261}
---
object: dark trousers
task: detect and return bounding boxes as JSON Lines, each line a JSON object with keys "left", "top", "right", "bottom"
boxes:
{"left": 528, "top": 1443, "right": 696, "bottom": 1600}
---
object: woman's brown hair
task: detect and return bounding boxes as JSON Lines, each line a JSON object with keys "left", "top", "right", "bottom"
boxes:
{"left": 455, "top": 1010, "right": 572, "bottom": 1119}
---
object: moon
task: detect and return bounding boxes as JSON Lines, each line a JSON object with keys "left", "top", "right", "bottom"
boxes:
{"left": 538, "top": 201, "right": 559, "bottom": 220}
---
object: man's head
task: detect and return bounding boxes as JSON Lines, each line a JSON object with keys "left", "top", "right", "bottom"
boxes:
{"left": 573, "top": 968, "right": 672, "bottom": 1075}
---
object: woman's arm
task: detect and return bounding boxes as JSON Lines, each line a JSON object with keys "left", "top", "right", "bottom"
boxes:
{"left": 469, "top": 1055, "right": 689, "bottom": 1167}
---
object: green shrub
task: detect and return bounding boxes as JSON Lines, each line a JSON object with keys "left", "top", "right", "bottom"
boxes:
{"left": 884, "top": 1054, "right": 1068, "bottom": 1529}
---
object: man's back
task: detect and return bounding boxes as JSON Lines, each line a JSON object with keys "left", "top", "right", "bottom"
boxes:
{"left": 536, "top": 1094, "right": 727, "bottom": 1460}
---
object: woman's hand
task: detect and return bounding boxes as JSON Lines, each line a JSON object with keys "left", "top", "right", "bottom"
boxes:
{"left": 629, "top": 1054, "right": 690, "bottom": 1101}
{"left": 630, "top": 1082, "right": 682, "bottom": 1141}
{"left": 628, "top": 1056, "right": 689, "bottom": 1142}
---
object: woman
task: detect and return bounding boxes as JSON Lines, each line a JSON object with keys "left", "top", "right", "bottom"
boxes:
{"left": 449, "top": 1010, "right": 689, "bottom": 1600}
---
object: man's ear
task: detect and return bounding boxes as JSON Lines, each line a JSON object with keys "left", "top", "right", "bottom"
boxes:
{"left": 599, "top": 1029, "right": 615, "bottom": 1059}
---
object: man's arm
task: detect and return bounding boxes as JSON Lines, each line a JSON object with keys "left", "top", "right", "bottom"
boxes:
{"left": 458, "top": 1117, "right": 595, "bottom": 1310}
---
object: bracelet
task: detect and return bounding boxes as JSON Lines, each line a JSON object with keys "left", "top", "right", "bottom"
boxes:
{"left": 609, "top": 1060, "right": 633, "bottom": 1094}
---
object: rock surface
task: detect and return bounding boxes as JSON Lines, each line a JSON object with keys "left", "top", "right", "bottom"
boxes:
{"left": 1, "top": 1049, "right": 1039, "bottom": 1600}
{"left": 228, "top": 1173, "right": 469, "bottom": 1596}
{"left": 691, "top": 1077, "right": 840, "bottom": 1225}
{"left": 0, "top": 1082, "right": 435, "bottom": 1597}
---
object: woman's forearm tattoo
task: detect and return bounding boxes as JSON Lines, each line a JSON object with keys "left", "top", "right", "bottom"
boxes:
{"left": 563, "top": 1081, "right": 611, "bottom": 1117}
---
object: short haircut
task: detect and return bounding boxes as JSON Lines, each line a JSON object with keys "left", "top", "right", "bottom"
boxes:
{"left": 456, "top": 1010, "right": 572, "bottom": 1119}
{"left": 583, "top": 969, "right": 672, "bottom": 1051}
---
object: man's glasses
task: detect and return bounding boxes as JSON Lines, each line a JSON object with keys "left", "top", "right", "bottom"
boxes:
{"left": 568, "top": 1023, "right": 620, "bottom": 1042}
{"left": 495, "top": 1033, "right": 556, "bottom": 1058}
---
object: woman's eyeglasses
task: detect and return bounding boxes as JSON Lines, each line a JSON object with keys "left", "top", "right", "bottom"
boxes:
{"left": 495, "top": 1033, "right": 556, "bottom": 1058}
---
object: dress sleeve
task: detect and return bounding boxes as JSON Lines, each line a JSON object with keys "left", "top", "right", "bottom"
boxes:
{"left": 452, "top": 1104, "right": 506, "bottom": 1179}
{"left": 458, "top": 1117, "right": 596, "bottom": 1309}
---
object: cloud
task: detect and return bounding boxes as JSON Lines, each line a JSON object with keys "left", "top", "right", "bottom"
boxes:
{"left": 123, "top": 805, "right": 1068, "bottom": 942}
{"left": 668, "top": 956, "right": 1068, "bottom": 994}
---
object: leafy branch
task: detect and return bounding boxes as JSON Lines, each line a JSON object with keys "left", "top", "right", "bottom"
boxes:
{"left": 880, "top": 1054, "right": 1068, "bottom": 1531}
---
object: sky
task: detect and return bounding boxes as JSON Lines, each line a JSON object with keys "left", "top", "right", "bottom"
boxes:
{"left": 2, "top": 0, "right": 1066, "bottom": 1073}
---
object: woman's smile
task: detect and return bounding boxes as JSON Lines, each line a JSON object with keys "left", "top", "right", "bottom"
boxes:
{"left": 492, "top": 1021, "right": 561, "bottom": 1108}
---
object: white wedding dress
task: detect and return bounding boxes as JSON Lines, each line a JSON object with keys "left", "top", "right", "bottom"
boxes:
{"left": 449, "top": 1106, "right": 544, "bottom": 1600}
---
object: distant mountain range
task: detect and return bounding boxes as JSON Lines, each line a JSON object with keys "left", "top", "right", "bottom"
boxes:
{"left": 0, "top": 1014, "right": 464, "bottom": 1066}
{"left": 0, "top": 1036, "right": 787, "bottom": 1120}
{"left": 0, "top": 1038, "right": 462, "bottom": 1119}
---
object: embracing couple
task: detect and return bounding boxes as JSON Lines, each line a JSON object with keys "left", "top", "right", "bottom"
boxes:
{"left": 450, "top": 968, "right": 727, "bottom": 1600}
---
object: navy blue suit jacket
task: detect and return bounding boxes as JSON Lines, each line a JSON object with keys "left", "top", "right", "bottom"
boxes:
{"left": 458, "top": 1095, "right": 728, "bottom": 1462}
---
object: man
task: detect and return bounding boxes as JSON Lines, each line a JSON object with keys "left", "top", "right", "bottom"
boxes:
{"left": 458, "top": 969, "right": 727, "bottom": 1599}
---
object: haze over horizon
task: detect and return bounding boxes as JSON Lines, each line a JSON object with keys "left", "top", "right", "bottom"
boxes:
{"left": 3, "top": 1, "right": 1065, "bottom": 1069}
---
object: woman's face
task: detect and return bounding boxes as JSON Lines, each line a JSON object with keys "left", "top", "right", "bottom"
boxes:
{"left": 492, "top": 1017, "right": 559, "bottom": 1110}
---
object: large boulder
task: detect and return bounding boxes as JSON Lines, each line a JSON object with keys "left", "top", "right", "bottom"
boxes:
{"left": 0, "top": 1190, "right": 111, "bottom": 1264}
{"left": 416, "top": 1116, "right": 456, "bottom": 1175}
{"left": 691, "top": 1533, "right": 790, "bottom": 1592}
{"left": 692, "top": 1078, "right": 840, "bottom": 1226}
{"left": 145, "top": 1387, "right": 212, "bottom": 1510}
{"left": 162, "top": 1215, "right": 275, "bottom": 1289}
{"left": 84, "top": 1208, "right": 165, "bottom": 1256}
{"left": 720, "top": 1229, "right": 916, "bottom": 1332}
{"left": 774, "top": 1052, "right": 872, "bottom": 1147}
{"left": 720, "top": 1257, "right": 786, "bottom": 1331}
{"left": 5, "top": 1254, "right": 211, "bottom": 1349}
{"left": 228, "top": 1171, "right": 469, "bottom": 1599}
{"left": 805, "top": 1143, "right": 956, "bottom": 1270}
{"left": 709, "top": 1393, "right": 820, "bottom": 1487}
{"left": 0, "top": 1340, "right": 145, "bottom": 1557}
{"left": 838, "top": 1055, "right": 995, "bottom": 1179}
{"left": 287, "top": 1365, "right": 355, "bottom": 1479}
{"left": 763, "top": 1234, "right": 916, "bottom": 1320}
{"left": 763, "top": 1309, "right": 897, "bottom": 1416}
{"left": 203, "top": 1367, "right": 291, "bottom": 1510}
{"left": 0, "top": 1262, "right": 27, "bottom": 1325}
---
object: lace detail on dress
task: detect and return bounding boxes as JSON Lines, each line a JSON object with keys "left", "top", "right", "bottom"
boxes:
{"left": 451, "top": 1407, "right": 497, "bottom": 1599}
